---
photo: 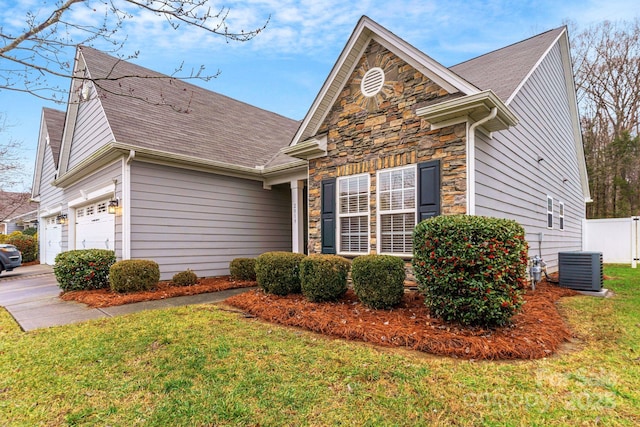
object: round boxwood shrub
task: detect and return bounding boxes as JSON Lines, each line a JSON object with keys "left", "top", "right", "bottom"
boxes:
{"left": 54, "top": 249, "right": 116, "bottom": 291}
{"left": 172, "top": 269, "right": 198, "bottom": 286}
{"left": 413, "top": 215, "right": 529, "bottom": 327}
{"left": 255, "top": 251, "right": 306, "bottom": 295}
{"left": 300, "top": 255, "right": 351, "bottom": 302}
{"left": 351, "top": 255, "right": 406, "bottom": 309}
{"left": 229, "top": 258, "right": 256, "bottom": 281}
{"left": 109, "top": 259, "right": 160, "bottom": 293}
{"left": 6, "top": 233, "right": 38, "bottom": 263}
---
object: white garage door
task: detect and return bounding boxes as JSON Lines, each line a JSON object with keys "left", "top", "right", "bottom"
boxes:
{"left": 75, "top": 200, "right": 115, "bottom": 251}
{"left": 44, "top": 216, "right": 62, "bottom": 265}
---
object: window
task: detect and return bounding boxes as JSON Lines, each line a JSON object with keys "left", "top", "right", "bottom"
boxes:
{"left": 559, "top": 202, "right": 565, "bottom": 231}
{"left": 547, "top": 196, "right": 553, "bottom": 229}
{"left": 378, "top": 166, "right": 417, "bottom": 255}
{"left": 338, "top": 174, "right": 369, "bottom": 254}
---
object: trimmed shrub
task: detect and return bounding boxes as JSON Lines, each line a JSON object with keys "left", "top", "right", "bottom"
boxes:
{"left": 229, "top": 258, "right": 257, "bottom": 281}
{"left": 22, "top": 227, "right": 38, "bottom": 236}
{"left": 351, "top": 255, "right": 406, "bottom": 309}
{"left": 300, "top": 255, "right": 351, "bottom": 302}
{"left": 0, "top": 234, "right": 6, "bottom": 244}
{"left": 54, "top": 249, "right": 116, "bottom": 291}
{"left": 413, "top": 215, "right": 529, "bottom": 327}
{"left": 109, "top": 259, "right": 160, "bottom": 293}
{"left": 172, "top": 269, "right": 198, "bottom": 286}
{"left": 6, "top": 233, "right": 38, "bottom": 263}
{"left": 255, "top": 251, "right": 306, "bottom": 295}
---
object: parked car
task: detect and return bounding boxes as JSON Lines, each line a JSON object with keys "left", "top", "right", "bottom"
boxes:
{"left": 0, "top": 244, "right": 22, "bottom": 274}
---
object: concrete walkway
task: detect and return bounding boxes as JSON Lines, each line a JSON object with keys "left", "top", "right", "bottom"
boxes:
{"left": 0, "top": 264, "right": 253, "bottom": 331}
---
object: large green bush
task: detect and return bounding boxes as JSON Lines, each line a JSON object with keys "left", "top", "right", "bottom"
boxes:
{"left": 22, "top": 227, "right": 38, "bottom": 237}
{"left": 172, "top": 269, "right": 198, "bottom": 286}
{"left": 229, "top": 258, "right": 257, "bottom": 281}
{"left": 351, "top": 255, "right": 406, "bottom": 309}
{"left": 300, "top": 255, "right": 351, "bottom": 302}
{"left": 6, "top": 233, "right": 38, "bottom": 262}
{"left": 413, "top": 215, "right": 529, "bottom": 327}
{"left": 54, "top": 249, "right": 116, "bottom": 291}
{"left": 255, "top": 251, "right": 306, "bottom": 295}
{"left": 109, "top": 259, "right": 160, "bottom": 293}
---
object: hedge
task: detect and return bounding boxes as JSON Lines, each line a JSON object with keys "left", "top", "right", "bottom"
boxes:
{"left": 229, "top": 258, "right": 257, "bottom": 281}
{"left": 255, "top": 251, "right": 306, "bottom": 295}
{"left": 54, "top": 249, "right": 116, "bottom": 291}
{"left": 413, "top": 215, "right": 529, "bottom": 327}
{"left": 109, "top": 259, "right": 160, "bottom": 293}
{"left": 300, "top": 255, "right": 351, "bottom": 302}
{"left": 351, "top": 255, "right": 406, "bottom": 309}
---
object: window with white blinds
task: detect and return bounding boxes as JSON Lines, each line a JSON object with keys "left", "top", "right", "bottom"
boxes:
{"left": 338, "top": 174, "right": 369, "bottom": 254}
{"left": 378, "top": 165, "right": 416, "bottom": 255}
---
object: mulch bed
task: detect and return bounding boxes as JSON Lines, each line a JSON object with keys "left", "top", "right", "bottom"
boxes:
{"left": 226, "top": 280, "right": 579, "bottom": 360}
{"left": 60, "top": 276, "right": 256, "bottom": 308}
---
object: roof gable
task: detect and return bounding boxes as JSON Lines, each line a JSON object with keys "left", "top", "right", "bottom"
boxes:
{"left": 31, "top": 107, "right": 65, "bottom": 198}
{"left": 290, "top": 15, "right": 480, "bottom": 146}
{"left": 450, "top": 27, "right": 565, "bottom": 103}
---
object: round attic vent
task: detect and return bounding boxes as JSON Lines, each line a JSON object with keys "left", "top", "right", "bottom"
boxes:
{"left": 360, "top": 67, "right": 385, "bottom": 97}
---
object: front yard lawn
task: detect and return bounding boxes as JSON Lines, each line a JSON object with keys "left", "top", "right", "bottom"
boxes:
{"left": 0, "top": 265, "right": 638, "bottom": 425}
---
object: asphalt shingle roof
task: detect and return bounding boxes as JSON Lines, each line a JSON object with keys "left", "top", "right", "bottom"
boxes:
{"left": 79, "top": 46, "right": 300, "bottom": 169}
{"left": 450, "top": 27, "right": 565, "bottom": 101}
{"left": 42, "top": 108, "right": 65, "bottom": 167}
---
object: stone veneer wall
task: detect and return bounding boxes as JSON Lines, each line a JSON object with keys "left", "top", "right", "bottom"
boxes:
{"left": 307, "top": 40, "right": 467, "bottom": 257}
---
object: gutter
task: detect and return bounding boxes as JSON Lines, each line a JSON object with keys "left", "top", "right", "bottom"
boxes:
{"left": 467, "top": 107, "right": 497, "bottom": 215}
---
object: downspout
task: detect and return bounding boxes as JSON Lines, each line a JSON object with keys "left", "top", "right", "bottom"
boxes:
{"left": 123, "top": 150, "right": 135, "bottom": 259}
{"left": 467, "top": 107, "right": 497, "bottom": 215}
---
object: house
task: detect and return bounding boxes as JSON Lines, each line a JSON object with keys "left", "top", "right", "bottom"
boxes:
{"left": 32, "top": 16, "right": 589, "bottom": 279}
{"left": 0, "top": 192, "right": 38, "bottom": 234}
{"left": 284, "top": 17, "right": 589, "bottom": 272}
{"left": 32, "top": 47, "right": 306, "bottom": 279}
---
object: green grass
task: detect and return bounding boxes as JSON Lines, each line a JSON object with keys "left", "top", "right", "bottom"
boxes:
{"left": 0, "top": 265, "right": 639, "bottom": 426}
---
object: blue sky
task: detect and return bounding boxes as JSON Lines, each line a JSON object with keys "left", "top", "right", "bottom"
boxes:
{"left": 1, "top": 0, "right": 637, "bottom": 192}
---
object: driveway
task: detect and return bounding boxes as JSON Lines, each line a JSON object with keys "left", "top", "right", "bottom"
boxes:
{"left": 0, "top": 264, "right": 253, "bottom": 331}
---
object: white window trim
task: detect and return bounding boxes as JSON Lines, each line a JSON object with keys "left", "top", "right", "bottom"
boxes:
{"left": 559, "top": 201, "right": 565, "bottom": 231}
{"left": 547, "top": 195, "right": 554, "bottom": 230}
{"left": 337, "top": 173, "right": 370, "bottom": 256}
{"left": 377, "top": 164, "right": 417, "bottom": 257}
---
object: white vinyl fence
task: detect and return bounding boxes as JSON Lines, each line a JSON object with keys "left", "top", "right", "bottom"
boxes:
{"left": 584, "top": 217, "right": 639, "bottom": 267}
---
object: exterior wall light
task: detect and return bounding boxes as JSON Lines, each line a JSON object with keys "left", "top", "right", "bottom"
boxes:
{"left": 56, "top": 214, "right": 68, "bottom": 225}
{"left": 108, "top": 198, "right": 119, "bottom": 214}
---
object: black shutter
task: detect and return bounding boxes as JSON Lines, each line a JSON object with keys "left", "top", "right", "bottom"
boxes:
{"left": 321, "top": 178, "right": 336, "bottom": 254}
{"left": 418, "top": 160, "right": 441, "bottom": 221}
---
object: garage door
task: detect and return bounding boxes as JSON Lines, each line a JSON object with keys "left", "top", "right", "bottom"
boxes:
{"left": 43, "top": 216, "right": 62, "bottom": 265}
{"left": 75, "top": 200, "right": 115, "bottom": 250}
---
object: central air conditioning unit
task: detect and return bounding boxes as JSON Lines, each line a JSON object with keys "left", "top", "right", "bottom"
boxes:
{"left": 558, "top": 251, "right": 603, "bottom": 291}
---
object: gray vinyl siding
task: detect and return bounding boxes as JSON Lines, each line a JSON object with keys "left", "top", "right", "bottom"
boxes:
{"left": 62, "top": 160, "right": 123, "bottom": 258}
{"left": 130, "top": 161, "right": 292, "bottom": 280}
{"left": 67, "top": 87, "right": 114, "bottom": 170}
{"left": 38, "top": 141, "right": 66, "bottom": 256}
{"left": 474, "top": 43, "right": 584, "bottom": 271}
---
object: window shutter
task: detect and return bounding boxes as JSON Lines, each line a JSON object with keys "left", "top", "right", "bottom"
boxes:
{"left": 417, "top": 160, "right": 441, "bottom": 221}
{"left": 321, "top": 178, "right": 336, "bottom": 254}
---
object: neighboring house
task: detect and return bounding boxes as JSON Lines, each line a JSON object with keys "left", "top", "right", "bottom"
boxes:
{"left": 0, "top": 192, "right": 38, "bottom": 234}
{"left": 33, "top": 16, "right": 589, "bottom": 279}
{"left": 284, "top": 17, "right": 589, "bottom": 272}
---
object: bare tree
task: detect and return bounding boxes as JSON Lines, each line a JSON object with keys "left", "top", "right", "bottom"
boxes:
{"left": 0, "top": 0, "right": 268, "bottom": 102}
{"left": 0, "top": 114, "right": 29, "bottom": 193}
{"left": 571, "top": 19, "right": 640, "bottom": 218}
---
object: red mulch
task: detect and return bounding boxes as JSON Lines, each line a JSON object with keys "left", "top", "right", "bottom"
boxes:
{"left": 60, "top": 276, "right": 256, "bottom": 308}
{"left": 226, "top": 280, "right": 579, "bottom": 360}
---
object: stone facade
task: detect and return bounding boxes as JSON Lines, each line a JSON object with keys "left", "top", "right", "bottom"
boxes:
{"left": 307, "top": 40, "right": 468, "bottom": 256}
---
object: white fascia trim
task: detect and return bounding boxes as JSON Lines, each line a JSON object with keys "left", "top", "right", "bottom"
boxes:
{"left": 32, "top": 110, "right": 48, "bottom": 197}
{"left": 68, "top": 183, "right": 115, "bottom": 208}
{"left": 39, "top": 205, "right": 63, "bottom": 217}
{"left": 417, "top": 90, "right": 518, "bottom": 132}
{"left": 57, "top": 48, "right": 84, "bottom": 175}
{"left": 282, "top": 135, "right": 328, "bottom": 160}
